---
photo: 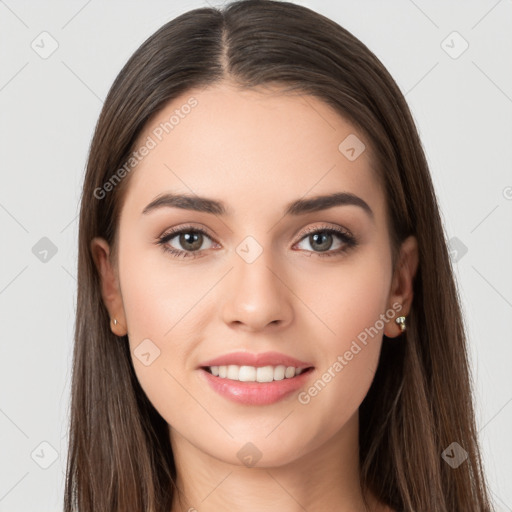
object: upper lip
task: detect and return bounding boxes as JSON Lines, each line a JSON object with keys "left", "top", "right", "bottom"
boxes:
{"left": 199, "top": 351, "right": 314, "bottom": 369}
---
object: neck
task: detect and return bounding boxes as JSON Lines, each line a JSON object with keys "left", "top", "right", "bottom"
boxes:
{"left": 169, "top": 412, "right": 381, "bottom": 512}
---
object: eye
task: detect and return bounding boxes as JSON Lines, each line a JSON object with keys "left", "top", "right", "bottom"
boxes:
{"left": 294, "top": 225, "right": 357, "bottom": 257}
{"left": 156, "top": 225, "right": 216, "bottom": 259}
{"left": 156, "top": 223, "right": 357, "bottom": 260}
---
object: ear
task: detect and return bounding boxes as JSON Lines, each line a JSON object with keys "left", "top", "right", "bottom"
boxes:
{"left": 384, "top": 235, "right": 419, "bottom": 338}
{"left": 90, "top": 237, "right": 127, "bottom": 337}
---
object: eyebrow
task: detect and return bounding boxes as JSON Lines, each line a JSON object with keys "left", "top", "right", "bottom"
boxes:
{"left": 142, "top": 192, "right": 374, "bottom": 220}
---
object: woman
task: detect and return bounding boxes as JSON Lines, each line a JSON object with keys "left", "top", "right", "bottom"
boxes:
{"left": 64, "top": 1, "right": 493, "bottom": 510}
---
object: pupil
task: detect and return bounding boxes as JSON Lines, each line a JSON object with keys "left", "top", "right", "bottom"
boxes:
{"left": 311, "top": 232, "right": 332, "bottom": 252}
{"left": 177, "top": 231, "right": 335, "bottom": 253}
{"left": 181, "top": 232, "right": 202, "bottom": 250}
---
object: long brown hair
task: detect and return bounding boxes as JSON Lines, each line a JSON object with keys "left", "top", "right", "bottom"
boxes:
{"left": 64, "top": 1, "right": 493, "bottom": 510}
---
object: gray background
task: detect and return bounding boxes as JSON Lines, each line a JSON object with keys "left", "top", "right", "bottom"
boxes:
{"left": 0, "top": 0, "right": 511, "bottom": 510}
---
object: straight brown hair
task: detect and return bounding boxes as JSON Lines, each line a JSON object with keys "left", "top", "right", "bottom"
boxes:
{"left": 64, "top": 1, "right": 493, "bottom": 510}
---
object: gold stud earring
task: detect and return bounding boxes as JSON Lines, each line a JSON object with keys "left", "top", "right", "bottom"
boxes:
{"left": 395, "top": 316, "right": 406, "bottom": 333}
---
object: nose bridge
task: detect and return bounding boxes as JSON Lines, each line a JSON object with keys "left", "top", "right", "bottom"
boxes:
{"left": 221, "top": 233, "right": 293, "bottom": 330}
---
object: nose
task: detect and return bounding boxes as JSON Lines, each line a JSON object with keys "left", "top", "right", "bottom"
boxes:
{"left": 221, "top": 247, "right": 294, "bottom": 332}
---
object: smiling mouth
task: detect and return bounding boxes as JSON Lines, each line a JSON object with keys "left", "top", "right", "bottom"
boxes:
{"left": 201, "top": 365, "right": 314, "bottom": 383}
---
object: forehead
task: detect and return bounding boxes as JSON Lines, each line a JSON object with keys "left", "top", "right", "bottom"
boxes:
{"left": 121, "top": 82, "right": 385, "bottom": 223}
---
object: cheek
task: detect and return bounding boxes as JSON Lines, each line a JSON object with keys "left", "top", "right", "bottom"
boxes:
{"left": 116, "top": 241, "right": 207, "bottom": 410}
{"left": 118, "top": 234, "right": 210, "bottom": 344}
{"left": 118, "top": 263, "right": 204, "bottom": 426}
{"left": 304, "top": 245, "right": 391, "bottom": 349}
{"left": 295, "top": 249, "right": 391, "bottom": 417}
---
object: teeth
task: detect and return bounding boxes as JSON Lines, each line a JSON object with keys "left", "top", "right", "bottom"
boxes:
{"left": 208, "top": 364, "right": 306, "bottom": 382}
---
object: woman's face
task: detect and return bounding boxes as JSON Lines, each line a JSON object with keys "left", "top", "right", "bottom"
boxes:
{"left": 94, "top": 82, "right": 415, "bottom": 468}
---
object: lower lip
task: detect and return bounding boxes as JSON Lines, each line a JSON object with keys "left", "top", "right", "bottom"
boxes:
{"left": 198, "top": 367, "right": 314, "bottom": 405}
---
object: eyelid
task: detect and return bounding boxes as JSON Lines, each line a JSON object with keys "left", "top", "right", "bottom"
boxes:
{"left": 156, "top": 222, "right": 357, "bottom": 258}
{"left": 158, "top": 222, "right": 353, "bottom": 244}
{"left": 158, "top": 223, "right": 217, "bottom": 241}
{"left": 296, "top": 223, "right": 354, "bottom": 239}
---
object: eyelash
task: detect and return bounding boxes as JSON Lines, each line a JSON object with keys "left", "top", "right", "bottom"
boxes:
{"left": 156, "top": 223, "right": 357, "bottom": 260}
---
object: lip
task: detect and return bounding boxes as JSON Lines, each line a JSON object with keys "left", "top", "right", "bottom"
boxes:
{"left": 198, "top": 366, "right": 315, "bottom": 405}
{"left": 198, "top": 351, "right": 313, "bottom": 370}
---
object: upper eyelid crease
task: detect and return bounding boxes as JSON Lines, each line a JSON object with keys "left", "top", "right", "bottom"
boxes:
{"left": 158, "top": 224, "right": 356, "bottom": 253}
{"left": 157, "top": 224, "right": 357, "bottom": 261}
{"left": 142, "top": 192, "right": 374, "bottom": 221}
{"left": 158, "top": 222, "right": 354, "bottom": 243}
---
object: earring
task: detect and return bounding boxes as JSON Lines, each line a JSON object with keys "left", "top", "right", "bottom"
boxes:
{"left": 113, "top": 318, "right": 118, "bottom": 326}
{"left": 395, "top": 316, "right": 406, "bottom": 333}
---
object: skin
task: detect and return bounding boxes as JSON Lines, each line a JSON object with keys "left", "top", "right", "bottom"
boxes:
{"left": 91, "top": 81, "right": 418, "bottom": 512}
